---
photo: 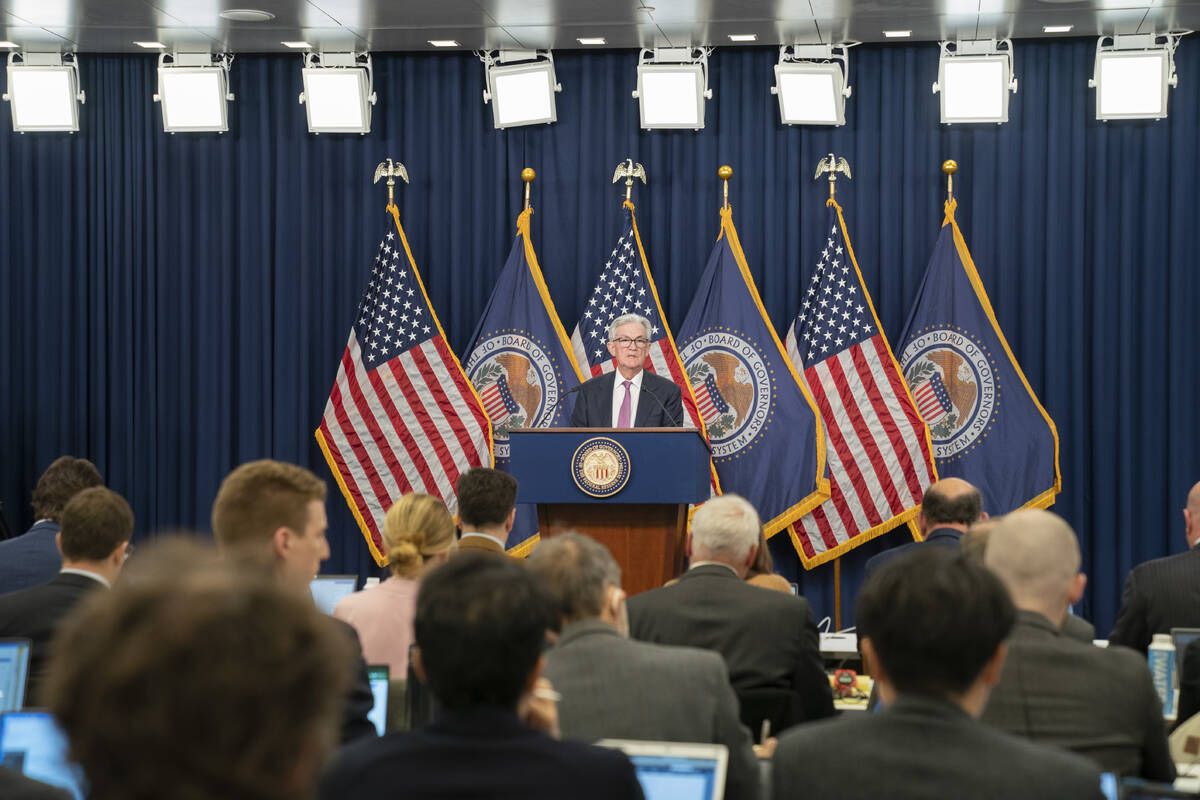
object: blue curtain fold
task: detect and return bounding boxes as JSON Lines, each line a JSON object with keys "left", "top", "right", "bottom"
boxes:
{"left": 2, "top": 41, "right": 1197, "bottom": 631}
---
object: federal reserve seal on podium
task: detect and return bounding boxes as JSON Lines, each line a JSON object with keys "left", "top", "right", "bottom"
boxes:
{"left": 571, "top": 437, "right": 631, "bottom": 498}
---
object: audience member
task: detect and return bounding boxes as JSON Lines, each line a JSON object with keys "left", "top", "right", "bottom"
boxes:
{"left": 1109, "top": 480, "right": 1200, "bottom": 653}
{"left": 211, "top": 458, "right": 375, "bottom": 743}
{"left": 771, "top": 548, "right": 1101, "bottom": 800}
{"left": 319, "top": 552, "right": 645, "bottom": 800}
{"left": 981, "top": 510, "right": 1173, "bottom": 780}
{"left": 0, "top": 486, "right": 132, "bottom": 704}
{"left": 864, "top": 477, "right": 982, "bottom": 575}
{"left": 44, "top": 539, "right": 352, "bottom": 800}
{"left": 627, "top": 494, "right": 833, "bottom": 724}
{"left": 333, "top": 493, "right": 454, "bottom": 676}
{"left": 528, "top": 533, "right": 760, "bottom": 800}
{"left": 745, "top": 529, "right": 792, "bottom": 593}
{"left": 454, "top": 467, "right": 518, "bottom": 555}
{"left": 0, "top": 457, "right": 102, "bottom": 593}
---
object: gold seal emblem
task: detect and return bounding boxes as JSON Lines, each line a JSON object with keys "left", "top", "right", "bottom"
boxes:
{"left": 571, "top": 437, "right": 632, "bottom": 498}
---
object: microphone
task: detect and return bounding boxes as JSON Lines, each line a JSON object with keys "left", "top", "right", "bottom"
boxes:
{"left": 639, "top": 383, "right": 682, "bottom": 428}
{"left": 539, "top": 384, "right": 581, "bottom": 428}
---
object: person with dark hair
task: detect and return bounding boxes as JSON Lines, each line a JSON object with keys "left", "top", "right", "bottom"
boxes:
{"left": 771, "top": 548, "right": 1102, "bottom": 799}
{"left": 45, "top": 539, "right": 353, "bottom": 800}
{"left": 0, "top": 486, "right": 133, "bottom": 704}
{"left": 319, "top": 552, "right": 645, "bottom": 800}
{"left": 454, "top": 467, "right": 519, "bottom": 555}
{"left": 211, "top": 459, "right": 375, "bottom": 744}
{"left": 529, "top": 533, "right": 760, "bottom": 800}
{"left": 863, "top": 477, "right": 983, "bottom": 575}
{"left": 0, "top": 457, "right": 103, "bottom": 593}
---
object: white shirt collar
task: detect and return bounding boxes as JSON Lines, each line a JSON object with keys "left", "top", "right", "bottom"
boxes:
{"left": 688, "top": 561, "right": 741, "bottom": 577}
{"left": 459, "top": 531, "right": 507, "bottom": 548}
{"left": 59, "top": 568, "right": 110, "bottom": 588}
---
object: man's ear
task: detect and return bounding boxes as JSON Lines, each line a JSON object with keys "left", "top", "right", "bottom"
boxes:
{"left": 505, "top": 507, "right": 517, "bottom": 533}
{"left": 1069, "top": 573, "right": 1088, "bottom": 605}
{"left": 411, "top": 647, "right": 427, "bottom": 685}
{"left": 523, "top": 654, "right": 547, "bottom": 696}
{"left": 685, "top": 531, "right": 694, "bottom": 560}
{"left": 55, "top": 532, "right": 64, "bottom": 558}
{"left": 978, "top": 642, "right": 1009, "bottom": 689}
{"left": 271, "top": 526, "right": 292, "bottom": 560}
{"left": 743, "top": 544, "right": 758, "bottom": 571}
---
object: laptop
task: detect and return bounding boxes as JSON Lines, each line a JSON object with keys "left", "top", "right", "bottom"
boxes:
{"left": 367, "top": 665, "right": 389, "bottom": 736}
{"left": 1171, "top": 628, "right": 1200, "bottom": 685}
{"left": 0, "top": 639, "right": 31, "bottom": 713}
{"left": 0, "top": 710, "right": 86, "bottom": 799}
{"left": 597, "top": 740, "right": 727, "bottom": 800}
{"left": 309, "top": 575, "right": 358, "bottom": 615}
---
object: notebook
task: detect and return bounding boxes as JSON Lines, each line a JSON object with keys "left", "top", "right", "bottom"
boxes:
{"left": 0, "top": 639, "right": 31, "bottom": 713}
{"left": 367, "top": 665, "right": 389, "bottom": 736}
{"left": 597, "top": 740, "right": 727, "bottom": 800}
{"left": 309, "top": 575, "right": 358, "bottom": 615}
{"left": 0, "top": 710, "right": 86, "bottom": 799}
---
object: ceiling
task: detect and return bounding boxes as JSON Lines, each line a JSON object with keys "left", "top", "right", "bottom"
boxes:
{"left": 0, "top": 0, "right": 1195, "bottom": 53}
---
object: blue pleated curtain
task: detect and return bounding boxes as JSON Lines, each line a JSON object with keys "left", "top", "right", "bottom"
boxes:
{"left": 1, "top": 41, "right": 1197, "bottom": 632}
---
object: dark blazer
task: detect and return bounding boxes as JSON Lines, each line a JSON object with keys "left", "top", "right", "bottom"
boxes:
{"left": 980, "top": 610, "right": 1174, "bottom": 781}
{"left": 0, "top": 522, "right": 62, "bottom": 595}
{"left": 864, "top": 526, "right": 963, "bottom": 576}
{"left": 332, "top": 617, "right": 380, "bottom": 745}
{"left": 318, "top": 706, "right": 644, "bottom": 800}
{"left": 0, "top": 767, "right": 73, "bottom": 800}
{"left": 1176, "top": 637, "right": 1200, "bottom": 727}
{"left": 771, "top": 694, "right": 1102, "bottom": 800}
{"left": 1109, "top": 545, "right": 1200, "bottom": 654}
{"left": 569, "top": 370, "right": 683, "bottom": 428}
{"left": 543, "top": 619, "right": 759, "bottom": 800}
{"left": 0, "top": 571, "right": 105, "bottom": 705}
{"left": 626, "top": 564, "right": 834, "bottom": 723}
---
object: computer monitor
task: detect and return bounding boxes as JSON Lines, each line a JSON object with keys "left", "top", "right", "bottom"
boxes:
{"left": 0, "top": 639, "right": 31, "bottom": 713}
{"left": 309, "top": 575, "right": 358, "bottom": 615}
{"left": 1171, "top": 628, "right": 1200, "bottom": 685}
{"left": 597, "top": 740, "right": 727, "bottom": 800}
{"left": 367, "top": 665, "right": 389, "bottom": 736}
{"left": 0, "top": 710, "right": 86, "bottom": 799}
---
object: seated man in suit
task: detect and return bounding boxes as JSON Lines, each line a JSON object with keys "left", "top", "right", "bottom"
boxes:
{"left": 981, "top": 509, "right": 1173, "bottom": 780}
{"left": 569, "top": 314, "right": 682, "bottom": 428}
{"left": 864, "top": 477, "right": 982, "bottom": 575}
{"left": 319, "top": 552, "right": 645, "bottom": 800}
{"left": 0, "top": 456, "right": 103, "bottom": 594}
{"left": 45, "top": 539, "right": 353, "bottom": 800}
{"left": 771, "top": 548, "right": 1102, "bottom": 800}
{"left": 528, "top": 532, "right": 760, "bottom": 800}
{"left": 0, "top": 486, "right": 133, "bottom": 704}
{"left": 210, "top": 459, "right": 375, "bottom": 744}
{"left": 627, "top": 494, "right": 833, "bottom": 725}
{"left": 1110, "top": 480, "right": 1200, "bottom": 653}
{"left": 453, "top": 467, "right": 517, "bottom": 555}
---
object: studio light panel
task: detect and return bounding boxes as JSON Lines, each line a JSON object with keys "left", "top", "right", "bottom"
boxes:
{"left": 487, "top": 62, "right": 557, "bottom": 128}
{"left": 6, "top": 66, "right": 79, "bottom": 131}
{"left": 1095, "top": 51, "right": 1169, "bottom": 119}
{"left": 775, "top": 63, "right": 844, "bottom": 125}
{"left": 302, "top": 68, "right": 371, "bottom": 133}
{"left": 637, "top": 64, "right": 705, "bottom": 129}
{"left": 158, "top": 67, "right": 228, "bottom": 132}
{"left": 939, "top": 56, "right": 1010, "bottom": 123}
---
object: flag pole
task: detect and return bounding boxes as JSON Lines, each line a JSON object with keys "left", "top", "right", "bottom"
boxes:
{"left": 718, "top": 165, "right": 732, "bottom": 209}
{"left": 834, "top": 558, "right": 842, "bottom": 630}
{"left": 522, "top": 167, "right": 536, "bottom": 211}
{"left": 372, "top": 158, "right": 410, "bottom": 209}
{"left": 814, "top": 153, "right": 851, "bottom": 202}
{"left": 613, "top": 158, "right": 647, "bottom": 204}
{"left": 943, "top": 159, "right": 957, "bottom": 203}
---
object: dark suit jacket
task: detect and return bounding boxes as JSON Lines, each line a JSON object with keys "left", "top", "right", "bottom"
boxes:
{"left": 980, "top": 610, "right": 1174, "bottom": 781}
{"left": 627, "top": 564, "right": 833, "bottom": 723}
{"left": 0, "top": 522, "right": 62, "bottom": 595}
{"left": 569, "top": 370, "right": 683, "bottom": 428}
{"left": 543, "top": 619, "right": 759, "bottom": 800}
{"left": 772, "top": 694, "right": 1102, "bottom": 800}
{"left": 318, "top": 706, "right": 644, "bottom": 800}
{"left": 0, "top": 571, "right": 105, "bottom": 705}
{"left": 1173, "top": 637, "right": 1200, "bottom": 729}
{"left": 0, "top": 767, "right": 72, "bottom": 800}
{"left": 864, "top": 526, "right": 963, "bottom": 576}
{"left": 332, "top": 617, "right": 380, "bottom": 745}
{"left": 1109, "top": 545, "right": 1200, "bottom": 654}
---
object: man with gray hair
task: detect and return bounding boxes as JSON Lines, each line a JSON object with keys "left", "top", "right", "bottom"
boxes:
{"left": 981, "top": 509, "right": 1173, "bottom": 780}
{"left": 570, "top": 313, "right": 683, "bottom": 428}
{"left": 528, "top": 533, "right": 760, "bottom": 800}
{"left": 626, "top": 495, "right": 833, "bottom": 725}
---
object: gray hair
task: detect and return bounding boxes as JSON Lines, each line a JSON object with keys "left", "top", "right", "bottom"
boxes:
{"left": 608, "top": 314, "right": 652, "bottom": 342}
{"left": 690, "top": 494, "right": 761, "bottom": 564}
{"left": 526, "top": 532, "right": 622, "bottom": 624}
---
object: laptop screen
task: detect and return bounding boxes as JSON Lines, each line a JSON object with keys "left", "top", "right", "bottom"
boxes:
{"left": 1171, "top": 628, "right": 1200, "bottom": 683}
{"left": 0, "top": 639, "right": 31, "bottom": 713}
{"left": 597, "top": 740, "right": 727, "bottom": 800}
{"left": 0, "top": 710, "right": 86, "bottom": 799}
{"left": 310, "top": 576, "right": 358, "bottom": 615}
{"left": 367, "top": 665, "right": 389, "bottom": 736}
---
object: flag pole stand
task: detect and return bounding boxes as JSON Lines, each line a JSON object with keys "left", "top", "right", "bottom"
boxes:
{"left": 718, "top": 165, "right": 732, "bottom": 208}
{"left": 834, "top": 557, "right": 842, "bottom": 630}
{"left": 372, "top": 158, "right": 410, "bottom": 209}
{"left": 613, "top": 158, "right": 647, "bottom": 204}
{"left": 522, "top": 167, "right": 536, "bottom": 211}
{"left": 943, "top": 159, "right": 957, "bottom": 203}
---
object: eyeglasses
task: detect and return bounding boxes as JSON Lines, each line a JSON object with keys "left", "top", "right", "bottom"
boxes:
{"left": 611, "top": 337, "right": 651, "bottom": 348}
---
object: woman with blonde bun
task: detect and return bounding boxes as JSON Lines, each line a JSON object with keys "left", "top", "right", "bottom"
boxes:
{"left": 333, "top": 493, "right": 456, "bottom": 675}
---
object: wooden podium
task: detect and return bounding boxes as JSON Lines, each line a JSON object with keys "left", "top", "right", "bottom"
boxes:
{"left": 508, "top": 428, "right": 710, "bottom": 596}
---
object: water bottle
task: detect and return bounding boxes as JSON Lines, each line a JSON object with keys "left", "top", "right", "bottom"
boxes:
{"left": 1149, "top": 634, "right": 1177, "bottom": 718}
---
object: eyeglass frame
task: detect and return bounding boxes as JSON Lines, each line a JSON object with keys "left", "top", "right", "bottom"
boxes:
{"left": 610, "top": 336, "right": 651, "bottom": 349}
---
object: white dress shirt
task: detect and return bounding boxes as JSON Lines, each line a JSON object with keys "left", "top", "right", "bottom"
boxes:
{"left": 610, "top": 370, "right": 644, "bottom": 428}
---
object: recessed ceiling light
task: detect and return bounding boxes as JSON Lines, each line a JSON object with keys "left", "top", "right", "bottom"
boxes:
{"left": 281, "top": 41, "right": 312, "bottom": 48}
{"left": 218, "top": 8, "right": 275, "bottom": 22}
{"left": 428, "top": 40, "right": 460, "bottom": 48}
{"left": 1042, "top": 25, "right": 1073, "bottom": 33}
{"left": 728, "top": 34, "right": 758, "bottom": 42}
{"left": 577, "top": 37, "right": 607, "bottom": 45}
{"left": 135, "top": 41, "right": 166, "bottom": 48}
{"left": 0, "top": 41, "right": 20, "bottom": 48}
{"left": 884, "top": 30, "right": 912, "bottom": 38}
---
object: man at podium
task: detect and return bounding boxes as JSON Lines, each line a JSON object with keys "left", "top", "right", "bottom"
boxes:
{"left": 570, "top": 314, "right": 682, "bottom": 428}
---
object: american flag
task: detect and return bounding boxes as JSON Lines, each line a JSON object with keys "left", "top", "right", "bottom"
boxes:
{"left": 785, "top": 202, "right": 936, "bottom": 567}
{"left": 316, "top": 208, "right": 492, "bottom": 566}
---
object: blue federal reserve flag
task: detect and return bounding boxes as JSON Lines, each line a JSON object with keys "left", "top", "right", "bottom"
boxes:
{"left": 675, "top": 207, "right": 830, "bottom": 536}
{"left": 896, "top": 199, "right": 1060, "bottom": 514}
{"left": 463, "top": 207, "right": 584, "bottom": 555}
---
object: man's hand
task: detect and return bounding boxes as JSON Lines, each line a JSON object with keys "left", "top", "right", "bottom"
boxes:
{"left": 518, "top": 677, "right": 562, "bottom": 739}
{"left": 754, "top": 737, "right": 778, "bottom": 759}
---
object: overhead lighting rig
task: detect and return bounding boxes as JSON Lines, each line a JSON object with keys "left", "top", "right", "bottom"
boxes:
{"left": 932, "top": 39, "right": 1017, "bottom": 124}
{"left": 154, "top": 52, "right": 234, "bottom": 133}
{"left": 479, "top": 50, "right": 561, "bottom": 129}
{"left": 633, "top": 47, "right": 712, "bottom": 130}
{"left": 299, "top": 51, "right": 376, "bottom": 134}
{"left": 771, "top": 43, "right": 855, "bottom": 126}
{"left": 1089, "top": 33, "right": 1187, "bottom": 120}
{"left": 4, "top": 51, "right": 85, "bottom": 132}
